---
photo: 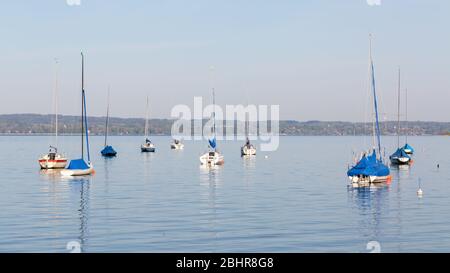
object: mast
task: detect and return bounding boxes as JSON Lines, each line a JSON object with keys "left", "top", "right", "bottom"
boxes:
{"left": 54, "top": 58, "right": 59, "bottom": 149}
{"left": 397, "top": 67, "right": 401, "bottom": 148}
{"left": 104, "top": 86, "right": 110, "bottom": 147}
{"left": 369, "top": 35, "right": 382, "bottom": 159}
{"left": 81, "top": 52, "right": 84, "bottom": 160}
{"left": 369, "top": 37, "right": 376, "bottom": 149}
{"left": 405, "top": 87, "right": 409, "bottom": 143}
{"left": 144, "top": 96, "right": 149, "bottom": 138}
{"left": 212, "top": 88, "right": 216, "bottom": 137}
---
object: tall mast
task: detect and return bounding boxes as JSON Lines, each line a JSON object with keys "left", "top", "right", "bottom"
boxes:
{"left": 210, "top": 66, "right": 216, "bottom": 141}
{"left": 54, "top": 58, "right": 59, "bottom": 149}
{"left": 369, "top": 35, "right": 382, "bottom": 159}
{"left": 212, "top": 88, "right": 216, "bottom": 137}
{"left": 397, "top": 67, "right": 401, "bottom": 148}
{"left": 405, "top": 88, "right": 408, "bottom": 143}
{"left": 145, "top": 96, "right": 149, "bottom": 138}
{"left": 104, "top": 86, "right": 110, "bottom": 147}
{"left": 81, "top": 52, "right": 84, "bottom": 160}
{"left": 369, "top": 36, "right": 376, "bottom": 149}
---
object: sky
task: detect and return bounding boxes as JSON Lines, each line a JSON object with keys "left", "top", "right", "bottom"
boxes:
{"left": 0, "top": 0, "right": 449, "bottom": 122}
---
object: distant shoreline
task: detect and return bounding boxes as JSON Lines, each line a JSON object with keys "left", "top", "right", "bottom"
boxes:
{"left": 1, "top": 114, "right": 449, "bottom": 136}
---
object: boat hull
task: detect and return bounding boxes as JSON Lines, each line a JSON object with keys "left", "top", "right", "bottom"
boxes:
{"left": 171, "top": 143, "right": 184, "bottom": 150}
{"left": 101, "top": 152, "right": 117, "bottom": 157}
{"left": 141, "top": 147, "right": 156, "bottom": 152}
{"left": 38, "top": 153, "right": 68, "bottom": 169}
{"left": 349, "top": 175, "right": 392, "bottom": 185}
{"left": 403, "top": 149, "right": 413, "bottom": 155}
{"left": 389, "top": 156, "right": 411, "bottom": 166}
{"left": 241, "top": 146, "right": 256, "bottom": 156}
{"left": 39, "top": 159, "right": 68, "bottom": 169}
{"left": 61, "top": 166, "right": 95, "bottom": 177}
{"left": 200, "top": 152, "right": 224, "bottom": 166}
{"left": 141, "top": 143, "right": 156, "bottom": 152}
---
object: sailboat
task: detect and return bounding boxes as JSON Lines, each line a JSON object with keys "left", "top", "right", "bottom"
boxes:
{"left": 170, "top": 139, "right": 184, "bottom": 150}
{"left": 61, "top": 52, "right": 95, "bottom": 176}
{"left": 100, "top": 87, "right": 117, "bottom": 157}
{"left": 200, "top": 89, "right": 224, "bottom": 166}
{"left": 141, "top": 96, "right": 156, "bottom": 152}
{"left": 389, "top": 68, "right": 411, "bottom": 165}
{"left": 241, "top": 110, "right": 256, "bottom": 156}
{"left": 347, "top": 36, "right": 391, "bottom": 185}
{"left": 402, "top": 88, "right": 414, "bottom": 155}
{"left": 39, "top": 59, "right": 68, "bottom": 169}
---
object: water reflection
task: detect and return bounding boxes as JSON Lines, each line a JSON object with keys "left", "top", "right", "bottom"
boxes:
{"left": 199, "top": 166, "right": 223, "bottom": 250}
{"left": 39, "top": 169, "right": 64, "bottom": 182}
{"left": 348, "top": 184, "right": 390, "bottom": 247}
{"left": 242, "top": 155, "right": 256, "bottom": 169}
{"left": 68, "top": 177, "right": 91, "bottom": 253}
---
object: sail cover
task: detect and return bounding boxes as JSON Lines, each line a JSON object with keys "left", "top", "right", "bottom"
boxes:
{"left": 390, "top": 148, "right": 411, "bottom": 159}
{"left": 101, "top": 145, "right": 117, "bottom": 156}
{"left": 402, "top": 143, "right": 414, "bottom": 153}
{"left": 347, "top": 150, "right": 390, "bottom": 177}
{"left": 67, "top": 159, "right": 90, "bottom": 170}
{"left": 208, "top": 137, "right": 217, "bottom": 149}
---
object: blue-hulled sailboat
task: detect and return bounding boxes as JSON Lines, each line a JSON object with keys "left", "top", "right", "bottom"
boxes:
{"left": 347, "top": 36, "right": 391, "bottom": 185}
{"left": 61, "top": 52, "right": 95, "bottom": 176}
{"left": 101, "top": 87, "right": 117, "bottom": 157}
{"left": 390, "top": 68, "right": 411, "bottom": 165}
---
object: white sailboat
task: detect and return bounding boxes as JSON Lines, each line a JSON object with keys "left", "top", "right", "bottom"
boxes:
{"left": 170, "top": 139, "right": 184, "bottom": 150}
{"left": 200, "top": 89, "right": 224, "bottom": 166}
{"left": 241, "top": 110, "right": 256, "bottom": 156}
{"left": 61, "top": 52, "right": 94, "bottom": 176}
{"left": 39, "top": 59, "right": 68, "bottom": 169}
{"left": 141, "top": 96, "right": 156, "bottom": 152}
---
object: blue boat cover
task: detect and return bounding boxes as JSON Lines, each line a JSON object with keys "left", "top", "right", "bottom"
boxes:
{"left": 347, "top": 150, "right": 390, "bottom": 177}
{"left": 402, "top": 143, "right": 414, "bottom": 153}
{"left": 209, "top": 137, "right": 217, "bottom": 149}
{"left": 101, "top": 145, "right": 117, "bottom": 156}
{"left": 390, "top": 148, "right": 411, "bottom": 159}
{"left": 67, "top": 159, "right": 90, "bottom": 170}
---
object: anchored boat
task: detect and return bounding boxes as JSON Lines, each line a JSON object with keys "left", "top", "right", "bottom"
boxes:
{"left": 171, "top": 139, "right": 184, "bottom": 150}
{"left": 39, "top": 59, "right": 68, "bottom": 169}
{"left": 241, "top": 138, "right": 256, "bottom": 156}
{"left": 347, "top": 36, "right": 391, "bottom": 185}
{"left": 61, "top": 52, "right": 94, "bottom": 176}
{"left": 100, "top": 87, "right": 117, "bottom": 157}
{"left": 390, "top": 68, "right": 411, "bottom": 166}
{"left": 141, "top": 96, "right": 156, "bottom": 153}
{"left": 402, "top": 88, "right": 414, "bottom": 155}
{"left": 200, "top": 89, "right": 224, "bottom": 166}
{"left": 241, "top": 111, "right": 256, "bottom": 156}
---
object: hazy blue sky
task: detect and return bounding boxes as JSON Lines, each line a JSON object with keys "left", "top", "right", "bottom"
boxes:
{"left": 0, "top": 0, "right": 449, "bottom": 121}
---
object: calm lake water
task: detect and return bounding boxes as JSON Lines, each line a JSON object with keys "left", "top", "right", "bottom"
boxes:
{"left": 0, "top": 135, "right": 449, "bottom": 253}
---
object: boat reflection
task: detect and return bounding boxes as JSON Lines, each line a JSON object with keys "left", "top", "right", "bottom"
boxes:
{"left": 348, "top": 183, "right": 390, "bottom": 249}
{"left": 68, "top": 177, "right": 91, "bottom": 253}
{"left": 199, "top": 164, "right": 223, "bottom": 249}
{"left": 39, "top": 169, "right": 65, "bottom": 181}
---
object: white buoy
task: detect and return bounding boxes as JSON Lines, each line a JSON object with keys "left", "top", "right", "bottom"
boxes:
{"left": 265, "top": 155, "right": 269, "bottom": 159}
